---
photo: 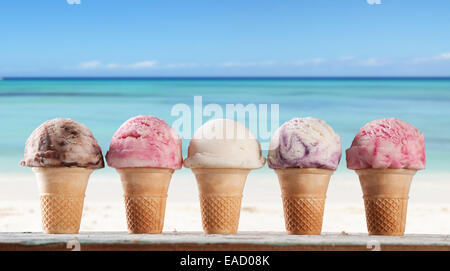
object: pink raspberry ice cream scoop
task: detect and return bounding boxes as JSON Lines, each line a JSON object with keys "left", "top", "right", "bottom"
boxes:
{"left": 106, "top": 115, "right": 182, "bottom": 169}
{"left": 346, "top": 118, "right": 425, "bottom": 170}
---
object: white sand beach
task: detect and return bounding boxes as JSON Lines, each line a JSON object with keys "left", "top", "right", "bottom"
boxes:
{"left": 0, "top": 170, "right": 449, "bottom": 234}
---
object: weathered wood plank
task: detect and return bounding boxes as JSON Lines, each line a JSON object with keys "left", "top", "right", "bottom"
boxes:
{"left": 0, "top": 232, "right": 449, "bottom": 251}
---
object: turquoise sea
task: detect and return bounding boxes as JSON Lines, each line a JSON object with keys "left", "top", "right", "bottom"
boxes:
{"left": 1, "top": 78, "right": 449, "bottom": 173}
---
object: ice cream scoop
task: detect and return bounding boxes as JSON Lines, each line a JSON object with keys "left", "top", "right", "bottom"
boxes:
{"left": 268, "top": 117, "right": 341, "bottom": 170}
{"left": 106, "top": 115, "right": 182, "bottom": 234}
{"left": 21, "top": 118, "right": 104, "bottom": 234}
{"left": 268, "top": 117, "right": 341, "bottom": 235}
{"left": 184, "top": 119, "right": 265, "bottom": 234}
{"left": 346, "top": 118, "right": 425, "bottom": 170}
{"left": 20, "top": 118, "right": 104, "bottom": 169}
{"left": 106, "top": 115, "right": 182, "bottom": 169}
{"left": 346, "top": 118, "right": 426, "bottom": 236}
{"left": 183, "top": 118, "right": 265, "bottom": 169}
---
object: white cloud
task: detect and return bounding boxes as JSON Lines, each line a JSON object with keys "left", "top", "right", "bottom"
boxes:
{"left": 78, "top": 60, "right": 102, "bottom": 69}
{"left": 438, "top": 52, "right": 450, "bottom": 60}
{"left": 163, "top": 63, "right": 202, "bottom": 69}
{"left": 69, "top": 54, "right": 450, "bottom": 72}
{"left": 104, "top": 63, "right": 119, "bottom": 69}
{"left": 413, "top": 52, "right": 450, "bottom": 63}
{"left": 220, "top": 61, "right": 277, "bottom": 67}
{"left": 126, "top": 61, "right": 158, "bottom": 69}
{"left": 412, "top": 57, "right": 428, "bottom": 63}
{"left": 76, "top": 60, "right": 158, "bottom": 70}
{"left": 338, "top": 56, "right": 355, "bottom": 62}
{"left": 293, "top": 58, "right": 326, "bottom": 66}
{"left": 220, "top": 62, "right": 248, "bottom": 67}
{"left": 359, "top": 57, "right": 384, "bottom": 67}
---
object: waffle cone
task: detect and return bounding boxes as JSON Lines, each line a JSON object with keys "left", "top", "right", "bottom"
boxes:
{"left": 33, "top": 167, "right": 92, "bottom": 234}
{"left": 356, "top": 168, "right": 416, "bottom": 236}
{"left": 192, "top": 168, "right": 250, "bottom": 234}
{"left": 275, "top": 168, "right": 333, "bottom": 235}
{"left": 117, "top": 168, "right": 173, "bottom": 234}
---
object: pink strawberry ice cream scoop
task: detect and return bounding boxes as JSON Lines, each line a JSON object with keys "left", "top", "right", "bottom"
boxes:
{"left": 106, "top": 115, "right": 182, "bottom": 169}
{"left": 346, "top": 118, "right": 425, "bottom": 170}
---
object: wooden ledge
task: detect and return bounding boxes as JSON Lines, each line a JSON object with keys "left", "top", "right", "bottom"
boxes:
{"left": 0, "top": 232, "right": 449, "bottom": 251}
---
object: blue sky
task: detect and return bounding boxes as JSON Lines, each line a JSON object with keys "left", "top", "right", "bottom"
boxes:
{"left": 1, "top": 0, "right": 450, "bottom": 76}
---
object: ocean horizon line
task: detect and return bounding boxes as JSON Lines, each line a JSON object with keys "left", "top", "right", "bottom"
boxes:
{"left": 2, "top": 76, "right": 450, "bottom": 81}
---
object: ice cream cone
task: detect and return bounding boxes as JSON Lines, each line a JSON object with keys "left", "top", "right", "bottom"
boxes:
{"left": 356, "top": 168, "right": 416, "bottom": 236}
{"left": 33, "top": 167, "right": 92, "bottom": 234}
{"left": 192, "top": 168, "right": 250, "bottom": 234}
{"left": 275, "top": 168, "right": 333, "bottom": 235}
{"left": 117, "top": 168, "right": 173, "bottom": 234}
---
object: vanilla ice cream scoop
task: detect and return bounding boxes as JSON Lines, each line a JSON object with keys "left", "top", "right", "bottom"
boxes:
{"left": 183, "top": 119, "right": 266, "bottom": 169}
{"left": 268, "top": 117, "right": 341, "bottom": 170}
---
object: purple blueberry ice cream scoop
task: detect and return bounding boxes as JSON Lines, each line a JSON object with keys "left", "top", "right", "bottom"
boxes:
{"left": 268, "top": 117, "right": 341, "bottom": 170}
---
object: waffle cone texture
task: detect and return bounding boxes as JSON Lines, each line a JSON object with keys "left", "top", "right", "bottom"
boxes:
{"left": 192, "top": 168, "right": 250, "bottom": 234}
{"left": 356, "top": 169, "right": 416, "bottom": 236}
{"left": 117, "top": 168, "right": 173, "bottom": 234}
{"left": 275, "top": 168, "right": 333, "bottom": 235}
{"left": 33, "top": 167, "right": 92, "bottom": 234}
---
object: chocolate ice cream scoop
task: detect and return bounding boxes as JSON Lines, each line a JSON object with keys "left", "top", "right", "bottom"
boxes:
{"left": 20, "top": 118, "right": 104, "bottom": 169}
